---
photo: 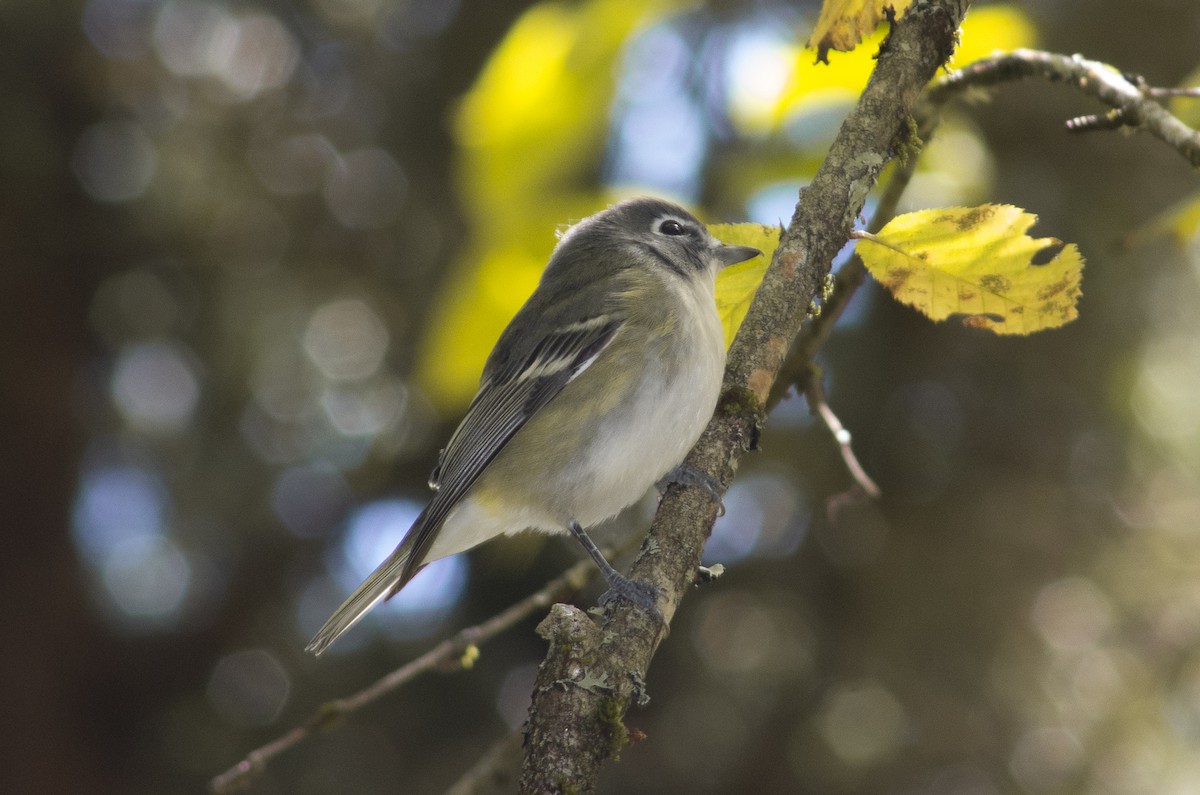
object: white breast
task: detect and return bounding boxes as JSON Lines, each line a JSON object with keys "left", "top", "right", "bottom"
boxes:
{"left": 572, "top": 273, "right": 726, "bottom": 526}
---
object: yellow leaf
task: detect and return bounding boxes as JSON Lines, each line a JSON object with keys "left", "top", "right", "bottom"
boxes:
{"left": 711, "top": 223, "right": 779, "bottom": 346}
{"left": 416, "top": 245, "right": 550, "bottom": 407}
{"left": 1167, "top": 65, "right": 1200, "bottom": 129}
{"left": 453, "top": 0, "right": 683, "bottom": 219}
{"left": 783, "top": 7, "right": 1036, "bottom": 133}
{"left": 1124, "top": 191, "right": 1200, "bottom": 247}
{"left": 776, "top": 29, "right": 883, "bottom": 127}
{"left": 807, "top": 0, "right": 914, "bottom": 63}
{"left": 857, "top": 205, "right": 1084, "bottom": 335}
{"left": 951, "top": 6, "right": 1038, "bottom": 67}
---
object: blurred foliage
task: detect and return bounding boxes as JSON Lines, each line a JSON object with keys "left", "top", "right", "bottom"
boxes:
{"left": 1138, "top": 67, "right": 1200, "bottom": 247}
{"left": 422, "top": 1, "right": 1037, "bottom": 407}
{"left": 420, "top": 0, "right": 684, "bottom": 405}
{"left": 5, "top": 0, "right": 1200, "bottom": 794}
{"left": 1128, "top": 191, "right": 1200, "bottom": 246}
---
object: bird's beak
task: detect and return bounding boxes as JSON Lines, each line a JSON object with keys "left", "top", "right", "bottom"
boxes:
{"left": 713, "top": 244, "right": 762, "bottom": 268}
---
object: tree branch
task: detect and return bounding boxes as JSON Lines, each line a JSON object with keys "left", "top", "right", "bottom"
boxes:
{"left": 210, "top": 559, "right": 594, "bottom": 794}
{"left": 518, "top": 2, "right": 971, "bottom": 792}
{"left": 210, "top": 32, "right": 1198, "bottom": 795}
{"left": 926, "top": 49, "right": 1200, "bottom": 166}
{"left": 772, "top": 46, "right": 1200, "bottom": 414}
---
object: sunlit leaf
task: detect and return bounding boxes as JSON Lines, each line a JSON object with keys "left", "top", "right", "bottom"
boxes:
{"left": 807, "top": 0, "right": 914, "bottom": 63}
{"left": 782, "top": 6, "right": 1035, "bottom": 130}
{"left": 857, "top": 205, "right": 1084, "bottom": 334}
{"left": 711, "top": 223, "right": 778, "bottom": 346}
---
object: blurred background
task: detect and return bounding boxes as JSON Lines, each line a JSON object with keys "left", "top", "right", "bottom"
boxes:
{"left": 4, "top": 0, "right": 1200, "bottom": 792}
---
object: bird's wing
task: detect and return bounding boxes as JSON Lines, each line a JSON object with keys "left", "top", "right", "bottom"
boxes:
{"left": 305, "top": 313, "right": 621, "bottom": 656}
{"left": 411, "top": 314, "right": 621, "bottom": 581}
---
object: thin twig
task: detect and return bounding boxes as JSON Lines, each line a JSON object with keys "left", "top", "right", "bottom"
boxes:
{"left": 209, "top": 558, "right": 595, "bottom": 793}
{"left": 805, "top": 371, "right": 881, "bottom": 498}
{"left": 927, "top": 49, "right": 1200, "bottom": 166}
{"left": 444, "top": 729, "right": 524, "bottom": 795}
{"left": 1145, "top": 86, "right": 1200, "bottom": 99}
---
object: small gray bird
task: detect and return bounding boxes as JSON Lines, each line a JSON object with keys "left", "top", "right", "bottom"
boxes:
{"left": 306, "top": 197, "right": 760, "bottom": 655}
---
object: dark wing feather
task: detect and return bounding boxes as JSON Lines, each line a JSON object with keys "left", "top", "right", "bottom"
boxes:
{"left": 395, "top": 315, "right": 621, "bottom": 590}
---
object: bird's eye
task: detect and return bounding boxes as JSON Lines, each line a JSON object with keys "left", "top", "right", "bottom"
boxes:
{"left": 659, "top": 219, "right": 687, "bottom": 236}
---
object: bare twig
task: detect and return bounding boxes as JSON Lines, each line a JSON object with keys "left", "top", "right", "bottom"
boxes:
{"left": 209, "top": 559, "right": 595, "bottom": 793}
{"left": 926, "top": 49, "right": 1200, "bottom": 166}
{"left": 444, "top": 729, "right": 524, "bottom": 795}
{"left": 805, "top": 371, "right": 881, "bottom": 498}
{"left": 1145, "top": 86, "right": 1200, "bottom": 99}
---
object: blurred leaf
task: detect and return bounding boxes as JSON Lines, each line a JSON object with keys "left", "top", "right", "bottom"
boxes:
{"left": 807, "top": 0, "right": 915, "bottom": 63}
{"left": 951, "top": 5, "right": 1038, "bottom": 67}
{"left": 419, "top": 0, "right": 683, "bottom": 408}
{"left": 456, "top": 3, "right": 631, "bottom": 208}
{"left": 775, "top": 30, "right": 882, "bottom": 128}
{"left": 419, "top": 246, "right": 547, "bottom": 406}
{"left": 857, "top": 205, "right": 1084, "bottom": 334}
{"left": 1124, "top": 190, "right": 1200, "bottom": 246}
{"left": 904, "top": 116, "right": 995, "bottom": 207}
{"left": 1168, "top": 64, "right": 1200, "bottom": 129}
{"left": 711, "top": 223, "right": 778, "bottom": 346}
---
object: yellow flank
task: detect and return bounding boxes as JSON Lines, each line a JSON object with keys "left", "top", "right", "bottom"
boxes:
{"left": 464, "top": 481, "right": 508, "bottom": 515}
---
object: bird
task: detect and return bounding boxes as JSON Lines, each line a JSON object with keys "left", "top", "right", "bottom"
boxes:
{"left": 306, "top": 197, "right": 761, "bottom": 655}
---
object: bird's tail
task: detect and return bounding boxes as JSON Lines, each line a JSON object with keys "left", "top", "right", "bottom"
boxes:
{"left": 305, "top": 519, "right": 425, "bottom": 656}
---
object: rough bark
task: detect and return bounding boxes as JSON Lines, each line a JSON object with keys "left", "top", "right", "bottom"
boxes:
{"left": 519, "top": 1, "right": 973, "bottom": 792}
